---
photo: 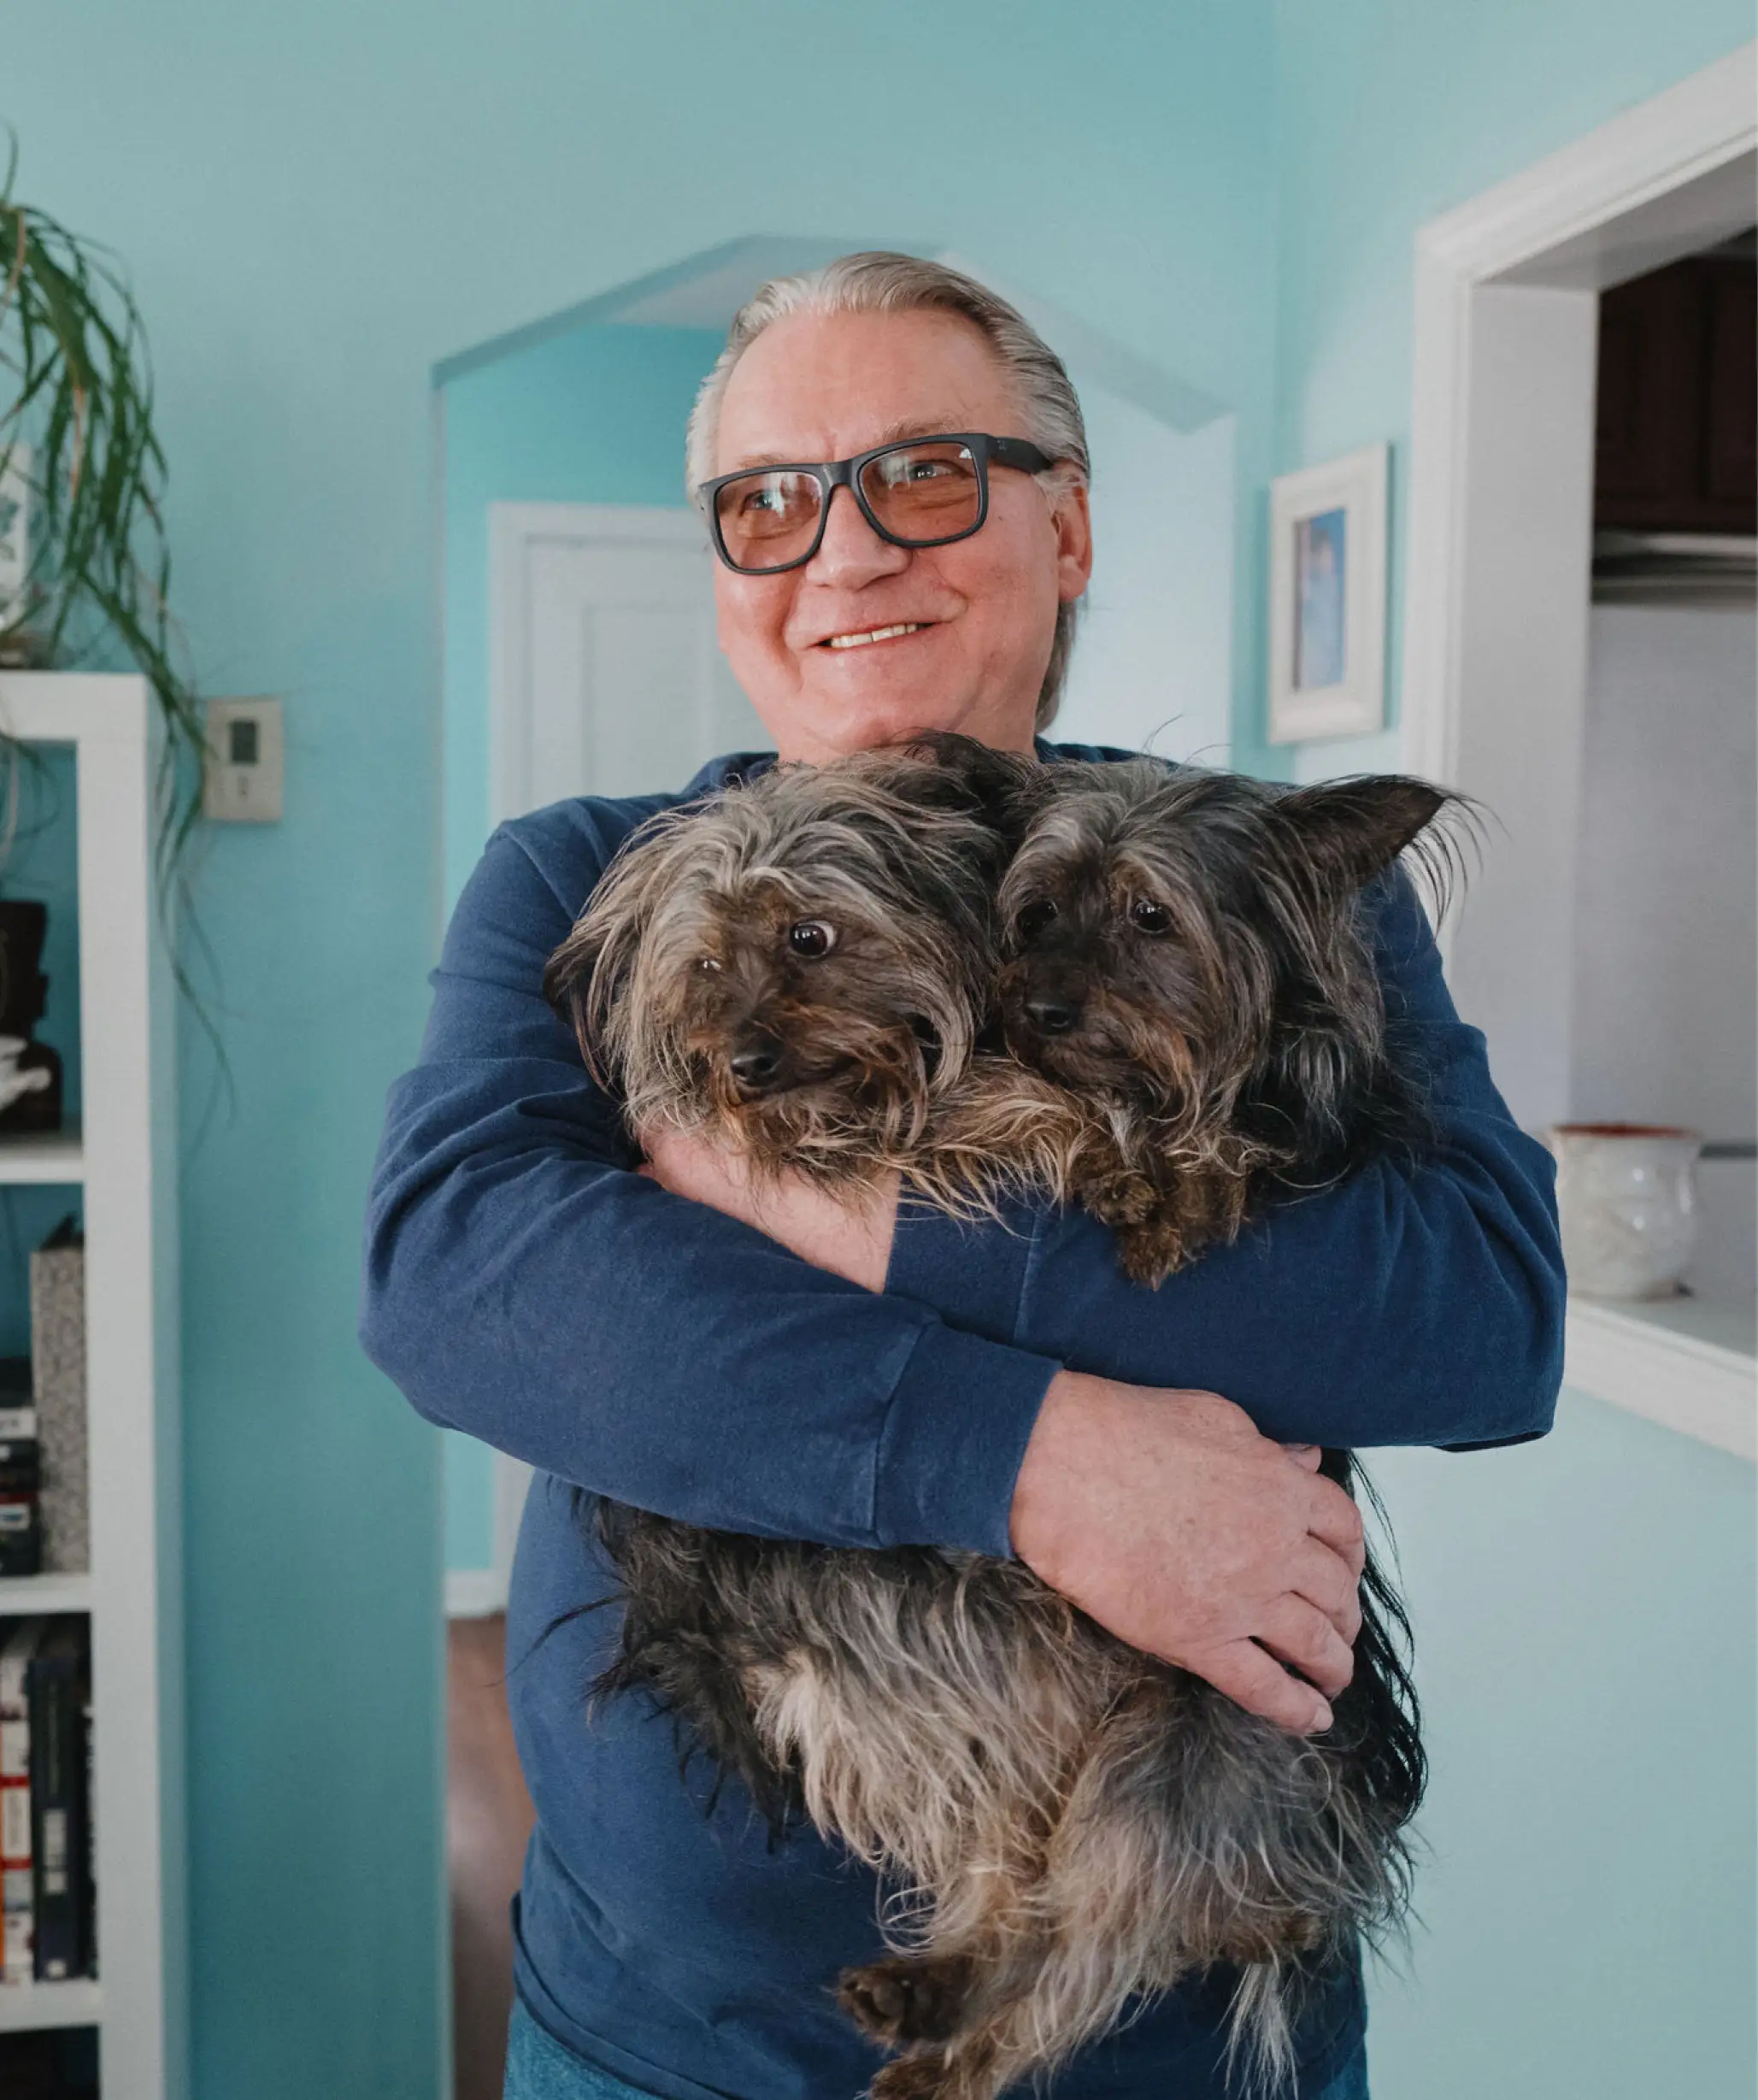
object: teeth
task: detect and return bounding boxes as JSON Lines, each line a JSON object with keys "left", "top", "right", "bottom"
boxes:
{"left": 826, "top": 623, "right": 921, "bottom": 650}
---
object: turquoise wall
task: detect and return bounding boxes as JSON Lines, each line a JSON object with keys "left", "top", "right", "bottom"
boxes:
{"left": 2, "top": 5, "right": 1274, "bottom": 2094}
{"left": 2, "top": 2, "right": 1749, "bottom": 2091}
{"left": 1267, "top": 0, "right": 1757, "bottom": 772}
{"left": 441, "top": 323, "right": 725, "bottom": 911}
{"left": 440, "top": 322, "right": 721, "bottom": 1573}
{"left": 1266, "top": 6, "right": 1756, "bottom": 2087}
{"left": 1367, "top": 1405, "right": 1755, "bottom": 2097}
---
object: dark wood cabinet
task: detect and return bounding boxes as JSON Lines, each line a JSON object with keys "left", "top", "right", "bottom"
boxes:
{"left": 1595, "top": 248, "right": 1756, "bottom": 534}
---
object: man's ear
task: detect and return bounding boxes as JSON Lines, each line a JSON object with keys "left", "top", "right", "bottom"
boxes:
{"left": 1052, "top": 474, "right": 1093, "bottom": 603}
{"left": 1274, "top": 775, "right": 1453, "bottom": 891}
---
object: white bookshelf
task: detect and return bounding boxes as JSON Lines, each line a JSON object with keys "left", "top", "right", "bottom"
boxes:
{"left": 0, "top": 1130, "right": 85, "bottom": 1184}
{"left": 0, "top": 676, "right": 184, "bottom": 2093}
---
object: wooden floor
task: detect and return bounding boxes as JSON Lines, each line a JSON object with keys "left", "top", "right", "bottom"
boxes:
{"left": 449, "top": 1614, "right": 536, "bottom": 2100}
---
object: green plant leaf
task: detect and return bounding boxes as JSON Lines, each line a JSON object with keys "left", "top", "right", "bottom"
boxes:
{"left": 0, "top": 128, "right": 220, "bottom": 1049}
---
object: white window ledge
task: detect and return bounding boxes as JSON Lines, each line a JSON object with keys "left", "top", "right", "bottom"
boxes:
{"left": 1564, "top": 1294, "right": 1756, "bottom": 1460}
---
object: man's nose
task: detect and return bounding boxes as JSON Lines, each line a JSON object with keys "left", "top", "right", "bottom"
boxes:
{"left": 806, "top": 484, "right": 912, "bottom": 588}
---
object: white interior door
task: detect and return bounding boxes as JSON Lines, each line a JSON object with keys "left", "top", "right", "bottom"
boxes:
{"left": 489, "top": 500, "right": 769, "bottom": 821}
{"left": 485, "top": 502, "right": 773, "bottom": 1597}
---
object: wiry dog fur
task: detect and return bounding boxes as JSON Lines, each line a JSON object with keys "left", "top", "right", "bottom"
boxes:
{"left": 545, "top": 742, "right": 1449, "bottom": 2100}
{"left": 998, "top": 760, "right": 1466, "bottom": 1284}
{"left": 544, "top": 740, "right": 1073, "bottom": 1215}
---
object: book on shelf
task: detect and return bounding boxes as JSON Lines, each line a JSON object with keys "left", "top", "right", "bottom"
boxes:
{"left": 0, "top": 1616, "right": 92, "bottom": 1987}
{"left": 0, "top": 1492, "right": 38, "bottom": 1578}
{"left": 0, "top": 1440, "right": 38, "bottom": 1492}
{"left": 0, "top": 1353, "right": 35, "bottom": 1448}
{"left": 26, "top": 1621, "right": 90, "bottom": 1980}
{"left": 0, "top": 1360, "right": 39, "bottom": 1579}
{"left": 0, "top": 1616, "right": 44, "bottom": 1985}
{"left": 79, "top": 1684, "right": 94, "bottom": 1981}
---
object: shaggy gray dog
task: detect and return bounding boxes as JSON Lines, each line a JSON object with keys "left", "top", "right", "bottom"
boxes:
{"left": 544, "top": 740, "right": 1443, "bottom": 2100}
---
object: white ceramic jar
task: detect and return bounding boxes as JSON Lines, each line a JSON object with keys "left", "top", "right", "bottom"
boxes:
{"left": 1544, "top": 1122, "right": 1702, "bottom": 1300}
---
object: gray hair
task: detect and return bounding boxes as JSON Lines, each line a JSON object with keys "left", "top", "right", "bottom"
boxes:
{"left": 686, "top": 252, "right": 1090, "bottom": 729}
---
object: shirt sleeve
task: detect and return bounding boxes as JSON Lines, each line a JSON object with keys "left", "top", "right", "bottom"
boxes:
{"left": 358, "top": 809, "right": 1057, "bottom": 1560}
{"left": 885, "top": 870, "right": 1567, "bottom": 1452}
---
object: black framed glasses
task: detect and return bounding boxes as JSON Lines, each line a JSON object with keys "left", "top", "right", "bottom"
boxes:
{"left": 698, "top": 432, "right": 1057, "bottom": 575}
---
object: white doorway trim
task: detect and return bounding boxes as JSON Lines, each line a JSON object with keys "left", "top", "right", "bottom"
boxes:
{"left": 484, "top": 497, "right": 764, "bottom": 1612}
{"left": 1401, "top": 42, "right": 1755, "bottom": 1126}
{"left": 1403, "top": 42, "right": 1756, "bottom": 792}
{"left": 440, "top": 1448, "right": 536, "bottom": 1620}
{"left": 1400, "top": 41, "right": 1756, "bottom": 1458}
{"left": 488, "top": 500, "right": 713, "bottom": 825}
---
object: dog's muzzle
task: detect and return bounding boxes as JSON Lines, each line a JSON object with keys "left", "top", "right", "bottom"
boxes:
{"left": 1012, "top": 969, "right": 1089, "bottom": 1039}
{"left": 726, "top": 1026, "right": 785, "bottom": 1094}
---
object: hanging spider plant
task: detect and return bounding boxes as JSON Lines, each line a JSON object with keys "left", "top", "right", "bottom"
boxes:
{"left": 0, "top": 133, "right": 205, "bottom": 885}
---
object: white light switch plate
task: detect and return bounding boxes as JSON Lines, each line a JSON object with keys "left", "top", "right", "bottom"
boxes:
{"left": 203, "top": 697, "right": 284, "bottom": 822}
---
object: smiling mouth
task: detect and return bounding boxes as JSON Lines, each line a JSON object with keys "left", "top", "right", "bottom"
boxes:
{"left": 821, "top": 622, "right": 926, "bottom": 650}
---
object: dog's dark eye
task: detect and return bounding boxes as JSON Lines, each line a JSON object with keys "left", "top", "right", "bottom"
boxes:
{"left": 1015, "top": 898, "right": 1059, "bottom": 942}
{"left": 788, "top": 920, "right": 837, "bottom": 958}
{"left": 696, "top": 956, "right": 722, "bottom": 974}
{"left": 1129, "top": 898, "right": 1173, "bottom": 937}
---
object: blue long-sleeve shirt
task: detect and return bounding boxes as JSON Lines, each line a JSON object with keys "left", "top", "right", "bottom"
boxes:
{"left": 362, "top": 741, "right": 1565, "bottom": 2100}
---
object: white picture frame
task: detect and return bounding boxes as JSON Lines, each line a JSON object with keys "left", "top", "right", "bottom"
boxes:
{"left": 1267, "top": 441, "right": 1388, "bottom": 744}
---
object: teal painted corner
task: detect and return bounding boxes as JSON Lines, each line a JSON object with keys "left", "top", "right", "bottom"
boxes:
{"left": 1364, "top": 1395, "right": 1757, "bottom": 2097}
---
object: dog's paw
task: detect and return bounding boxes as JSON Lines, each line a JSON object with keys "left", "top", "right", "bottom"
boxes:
{"left": 1115, "top": 1218, "right": 1191, "bottom": 1285}
{"left": 1082, "top": 1174, "right": 1160, "bottom": 1229}
{"left": 841, "top": 1953, "right": 974, "bottom": 2047}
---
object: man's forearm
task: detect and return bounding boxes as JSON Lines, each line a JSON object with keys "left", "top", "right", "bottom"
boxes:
{"left": 885, "top": 873, "right": 1566, "bottom": 1454}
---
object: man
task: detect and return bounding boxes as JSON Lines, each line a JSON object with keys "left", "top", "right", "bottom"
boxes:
{"left": 362, "top": 254, "right": 1564, "bottom": 2100}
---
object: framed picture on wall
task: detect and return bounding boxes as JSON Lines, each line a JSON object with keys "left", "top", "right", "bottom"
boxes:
{"left": 1267, "top": 441, "right": 1388, "bottom": 743}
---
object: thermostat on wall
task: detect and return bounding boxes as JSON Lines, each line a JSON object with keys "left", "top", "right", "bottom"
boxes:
{"left": 203, "top": 697, "right": 284, "bottom": 822}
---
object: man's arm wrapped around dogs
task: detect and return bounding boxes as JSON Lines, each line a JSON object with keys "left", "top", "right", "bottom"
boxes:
{"left": 361, "top": 800, "right": 1059, "bottom": 1559}
{"left": 890, "top": 864, "right": 1567, "bottom": 1454}
{"left": 362, "top": 797, "right": 1564, "bottom": 1562}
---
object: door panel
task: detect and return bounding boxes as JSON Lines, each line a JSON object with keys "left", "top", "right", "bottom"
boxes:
{"left": 495, "top": 505, "right": 769, "bottom": 821}
{"left": 485, "top": 503, "right": 772, "bottom": 1595}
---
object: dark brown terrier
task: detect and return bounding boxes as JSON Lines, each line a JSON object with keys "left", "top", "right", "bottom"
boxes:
{"left": 545, "top": 742, "right": 1445, "bottom": 2100}
{"left": 544, "top": 738, "right": 1057, "bottom": 1215}
{"left": 998, "top": 760, "right": 1463, "bottom": 1285}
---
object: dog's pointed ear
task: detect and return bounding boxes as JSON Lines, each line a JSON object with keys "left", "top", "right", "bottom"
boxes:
{"left": 1274, "top": 776, "right": 1450, "bottom": 890}
{"left": 543, "top": 821, "right": 669, "bottom": 1084}
{"left": 543, "top": 913, "right": 608, "bottom": 1024}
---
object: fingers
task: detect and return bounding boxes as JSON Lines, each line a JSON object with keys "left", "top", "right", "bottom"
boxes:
{"left": 1282, "top": 1442, "right": 1323, "bottom": 1472}
{"left": 1303, "top": 1473, "right": 1367, "bottom": 1580}
{"left": 1255, "top": 1596, "right": 1355, "bottom": 1703}
{"left": 1290, "top": 1538, "right": 1363, "bottom": 1645}
{"left": 1195, "top": 1639, "right": 1334, "bottom": 1736}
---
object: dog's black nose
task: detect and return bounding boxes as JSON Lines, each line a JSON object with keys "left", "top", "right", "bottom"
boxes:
{"left": 1025, "top": 994, "right": 1081, "bottom": 1036}
{"left": 729, "top": 1037, "right": 784, "bottom": 1088}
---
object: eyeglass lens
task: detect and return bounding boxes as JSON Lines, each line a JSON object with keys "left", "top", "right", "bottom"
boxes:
{"left": 713, "top": 441, "right": 982, "bottom": 572}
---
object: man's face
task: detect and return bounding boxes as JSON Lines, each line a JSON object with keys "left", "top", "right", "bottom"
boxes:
{"left": 709, "top": 307, "right": 1092, "bottom": 763}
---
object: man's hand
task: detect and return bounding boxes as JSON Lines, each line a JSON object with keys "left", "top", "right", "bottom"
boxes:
{"left": 642, "top": 1137, "right": 1363, "bottom": 1733}
{"left": 1010, "top": 1371, "right": 1365, "bottom": 1734}
{"left": 640, "top": 1128, "right": 899, "bottom": 1292}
